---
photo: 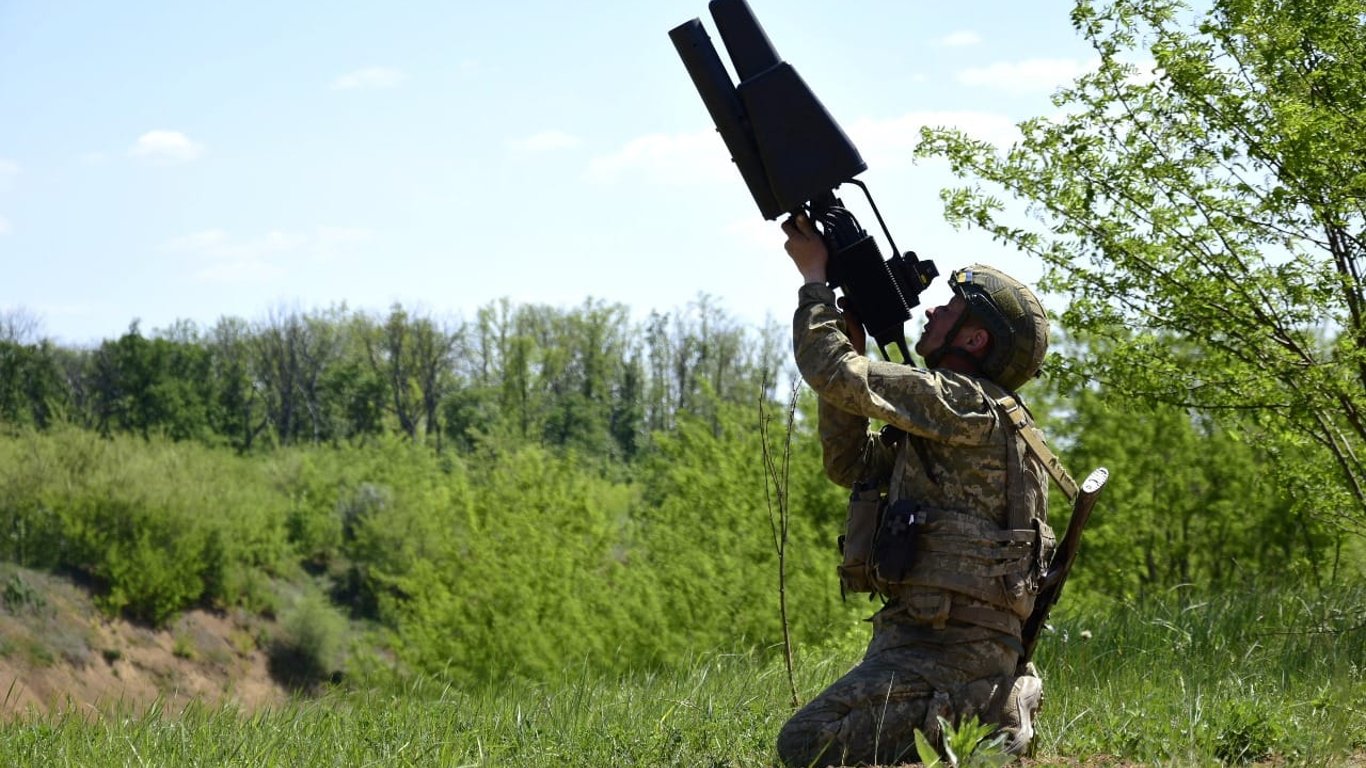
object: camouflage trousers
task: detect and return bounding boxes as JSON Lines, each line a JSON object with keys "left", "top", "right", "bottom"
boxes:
{"left": 776, "top": 608, "right": 1019, "bottom": 767}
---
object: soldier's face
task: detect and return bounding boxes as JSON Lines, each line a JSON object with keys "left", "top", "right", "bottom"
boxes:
{"left": 914, "top": 295, "right": 969, "bottom": 358}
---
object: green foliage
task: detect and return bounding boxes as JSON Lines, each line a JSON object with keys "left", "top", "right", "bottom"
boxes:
{"left": 269, "top": 586, "right": 349, "bottom": 689}
{"left": 1212, "top": 697, "right": 1285, "bottom": 765}
{"left": 1034, "top": 347, "right": 1345, "bottom": 598}
{"left": 918, "top": 0, "right": 1366, "bottom": 535}
{"left": 256, "top": 391, "right": 858, "bottom": 686}
{"left": 0, "top": 427, "right": 294, "bottom": 624}
{"left": 0, "top": 587, "right": 1361, "bottom": 765}
{"left": 0, "top": 390, "right": 859, "bottom": 683}
{"left": 90, "top": 322, "right": 217, "bottom": 442}
{"left": 0, "top": 340, "right": 63, "bottom": 428}
{"left": 915, "top": 716, "right": 1011, "bottom": 768}
{"left": 2, "top": 572, "right": 47, "bottom": 615}
{"left": 627, "top": 396, "right": 853, "bottom": 667}
{"left": 0, "top": 294, "right": 787, "bottom": 473}
{"left": 372, "top": 440, "right": 636, "bottom": 681}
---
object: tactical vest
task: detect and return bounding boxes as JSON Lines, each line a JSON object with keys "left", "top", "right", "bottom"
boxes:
{"left": 837, "top": 393, "right": 1061, "bottom": 639}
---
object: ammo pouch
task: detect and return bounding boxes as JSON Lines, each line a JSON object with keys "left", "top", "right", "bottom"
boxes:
{"left": 872, "top": 499, "right": 926, "bottom": 586}
{"left": 838, "top": 485, "right": 928, "bottom": 598}
{"left": 837, "top": 481, "right": 882, "bottom": 595}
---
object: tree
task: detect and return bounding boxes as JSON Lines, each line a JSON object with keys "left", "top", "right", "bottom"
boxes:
{"left": 610, "top": 350, "right": 646, "bottom": 461}
{"left": 207, "top": 316, "right": 265, "bottom": 451}
{"left": 253, "top": 310, "right": 306, "bottom": 444}
{"left": 363, "top": 305, "right": 423, "bottom": 440}
{"left": 1035, "top": 332, "right": 1335, "bottom": 596}
{"left": 535, "top": 299, "right": 631, "bottom": 457}
{"left": 356, "top": 304, "right": 460, "bottom": 446}
{"left": 0, "top": 307, "right": 41, "bottom": 345}
{"left": 321, "top": 314, "right": 387, "bottom": 442}
{"left": 0, "top": 340, "right": 63, "bottom": 428}
{"left": 253, "top": 307, "right": 342, "bottom": 445}
{"left": 88, "top": 322, "right": 214, "bottom": 441}
{"left": 641, "top": 295, "right": 784, "bottom": 436}
{"left": 919, "top": 0, "right": 1366, "bottom": 536}
{"left": 409, "top": 312, "right": 459, "bottom": 448}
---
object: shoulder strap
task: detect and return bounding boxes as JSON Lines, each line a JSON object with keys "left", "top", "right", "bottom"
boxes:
{"left": 996, "top": 395, "right": 1079, "bottom": 502}
{"left": 878, "top": 425, "right": 939, "bottom": 486}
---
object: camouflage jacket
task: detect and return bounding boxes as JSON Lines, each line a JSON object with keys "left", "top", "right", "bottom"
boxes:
{"left": 793, "top": 284, "right": 1051, "bottom": 628}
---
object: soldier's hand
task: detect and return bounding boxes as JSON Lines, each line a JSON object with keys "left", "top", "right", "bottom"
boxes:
{"left": 782, "top": 213, "right": 828, "bottom": 284}
{"left": 837, "top": 296, "right": 867, "bottom": 356}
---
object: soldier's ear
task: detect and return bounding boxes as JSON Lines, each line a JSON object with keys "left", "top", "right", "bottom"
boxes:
{"left": 961, "top": 326, "right": 991, "bottom": 356}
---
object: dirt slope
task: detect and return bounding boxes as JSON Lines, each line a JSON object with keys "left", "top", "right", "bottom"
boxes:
{"left": 0, "top": 566, "right": 287, "bottom": 718}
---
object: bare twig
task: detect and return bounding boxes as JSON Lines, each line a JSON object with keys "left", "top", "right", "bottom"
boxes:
{"left": 760, "top": 379, "right": 803, "bottom": 710}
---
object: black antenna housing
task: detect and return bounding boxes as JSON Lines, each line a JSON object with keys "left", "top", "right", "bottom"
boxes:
{"left": 669, "top": 0, "right": 938, "bottom": 360}
{"left": 669, "top": 0, "right": 866, "bottom": 219}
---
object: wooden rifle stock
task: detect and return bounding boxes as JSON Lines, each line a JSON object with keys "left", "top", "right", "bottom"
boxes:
{"left": 1020, "top": 466, "right": 1108, "bottom": 666}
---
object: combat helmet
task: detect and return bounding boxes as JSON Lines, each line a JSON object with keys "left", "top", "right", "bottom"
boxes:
{"left": 945, "top": 265, "right": 1049, "bottom": 390}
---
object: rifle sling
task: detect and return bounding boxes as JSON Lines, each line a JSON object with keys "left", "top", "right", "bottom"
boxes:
{"left": 996, "top": 395, "right": 1078, "bottom": 503}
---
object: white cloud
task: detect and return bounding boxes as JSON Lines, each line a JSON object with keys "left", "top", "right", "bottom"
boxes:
{"left": 130, "top": 130, "right": 205, "bottom": 163}
{"left": 331, "top": 67, "right": 406, "bottom": 91}
{"left": 585, "top": 130, "right": 733, "bottom": 185}
{"left": 165, "top": 229, "right": 291, "bottom": 283}
{"left": 0, "top": 215, "right": 10, "bottom": 235}
{"left": 507, "top": 130, "right": 581, "bottom": 153}
{"left": 849, "top": 111, "right": 1022, "bottom": 167}
{"left": 586, "top": 113, "right": 1022, "bottom": 189}
{"left": 939, "top": 30, "right": 981, "bottom": 47}
{"left": 164, "top": 227, "right": 373, "bottom": 283}
{"left": 956, "top": 57, "right": 1098, "bottom": 94}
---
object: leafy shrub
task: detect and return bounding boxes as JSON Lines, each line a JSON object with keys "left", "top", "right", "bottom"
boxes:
{"left": 268, "top": 587, "right": 348, "bottom": 690}
{"left": 356, "top": 395, "right": 860, "bottom": 685}
{"left": 0, "top": 427, "right": 293, "bottom": 624}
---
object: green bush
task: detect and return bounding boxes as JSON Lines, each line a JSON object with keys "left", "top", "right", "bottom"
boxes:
{"left": 269, "top": 587, "right": 349, "bottom": 689}
{"left": 354, "top": 395, "right": 860, "bottom": 685}
{"left": 0, "top": 427, "right": 293, "bottom": 624}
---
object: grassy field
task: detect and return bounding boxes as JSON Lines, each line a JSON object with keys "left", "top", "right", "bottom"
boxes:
{"left": 0, "top": 586, "right": 1362, "bottom": 767}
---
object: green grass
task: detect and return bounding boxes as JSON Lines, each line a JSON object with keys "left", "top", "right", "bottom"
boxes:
{"left": 0, "top": 586, "right": 1362, "bottom": 767}
{"left": 0, "top": 653, "right": 798, "bottom": 767}
{"left": 1038, "top": 584, "right": 1366, "bottom": 765}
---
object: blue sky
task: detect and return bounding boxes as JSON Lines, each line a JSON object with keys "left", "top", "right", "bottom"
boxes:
{"left": 0, "top": 0, "right": 1099, "bottom": 346}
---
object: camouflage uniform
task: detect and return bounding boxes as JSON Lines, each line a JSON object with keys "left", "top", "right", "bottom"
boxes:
{"left": 778, "top": 283, "right": 1051, "bottom": 767}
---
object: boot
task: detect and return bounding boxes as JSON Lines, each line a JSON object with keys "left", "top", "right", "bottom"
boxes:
{"left": 995, "top": 666, "right": 1043, "bottom": 756}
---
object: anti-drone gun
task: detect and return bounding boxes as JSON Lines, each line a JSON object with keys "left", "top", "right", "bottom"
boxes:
{"left": 669, "top": 0, "right": 937, "bottom": 360}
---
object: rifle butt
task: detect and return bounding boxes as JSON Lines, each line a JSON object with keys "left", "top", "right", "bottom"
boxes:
{"left": 1020, "top": 466, "right": 1109, "bottom": 664}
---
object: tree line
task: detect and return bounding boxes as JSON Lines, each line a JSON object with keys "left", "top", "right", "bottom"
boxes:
{"left": 0, "top": 297, "right": 1358, "bottom": 686}
{"left": 0, "top": 296, "right": 787, "bottom": 461}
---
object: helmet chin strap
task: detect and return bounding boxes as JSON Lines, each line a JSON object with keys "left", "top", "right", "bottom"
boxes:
{"left": 924, "top": 345, "right": 984, "bottom": 376}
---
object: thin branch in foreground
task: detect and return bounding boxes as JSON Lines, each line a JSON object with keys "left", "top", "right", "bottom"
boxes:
{"left": 760, "top": 379, "right": 803, "bottom": 710}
